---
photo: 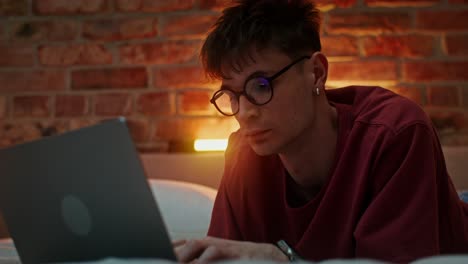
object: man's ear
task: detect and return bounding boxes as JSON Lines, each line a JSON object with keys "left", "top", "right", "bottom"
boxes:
{"left": 311, "top": 52, "right": 328, "bottom": 87}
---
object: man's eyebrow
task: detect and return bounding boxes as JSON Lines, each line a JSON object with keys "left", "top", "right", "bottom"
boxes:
{"left": 248, "top": 70, "right": 270, "bottom": 78}
{"left": 242, "top": 70, "right": 275, "bottom": 82}
{"left": 220, "top": 69, "right": 275, "bottom": 90}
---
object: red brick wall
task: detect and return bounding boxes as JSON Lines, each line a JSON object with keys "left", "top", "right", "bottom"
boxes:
{"left": 0, "top": 0, "right": 467, "bottom": 151}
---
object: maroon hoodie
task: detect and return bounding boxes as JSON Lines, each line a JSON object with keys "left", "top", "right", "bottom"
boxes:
{"left": 208, "top": 86, "right": 468, "bottom": 262}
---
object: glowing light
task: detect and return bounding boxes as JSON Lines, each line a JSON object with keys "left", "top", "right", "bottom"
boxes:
{"left": 194, "top": 139, "right": 228, "bottom": 152}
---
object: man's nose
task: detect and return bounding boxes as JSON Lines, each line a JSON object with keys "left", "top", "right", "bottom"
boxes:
{"left": 237, "top": 95, "right": 259, "bottom": 120}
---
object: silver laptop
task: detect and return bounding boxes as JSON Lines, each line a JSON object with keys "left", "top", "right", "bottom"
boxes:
{"left": 0, "top": 118, "right": 177, "bottom": 264}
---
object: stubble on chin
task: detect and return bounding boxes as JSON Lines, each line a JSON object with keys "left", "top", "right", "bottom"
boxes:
{"left": 249, "top": 141, "right": 276, "bottom": 156}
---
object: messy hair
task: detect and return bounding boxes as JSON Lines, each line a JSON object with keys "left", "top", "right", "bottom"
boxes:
{"left": 200, "top": 0, "right": 322, "bottom": 80}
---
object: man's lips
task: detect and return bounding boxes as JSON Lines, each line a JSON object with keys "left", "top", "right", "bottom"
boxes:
{"left": 244, "top": 129, "right": 271, "bottom": 137}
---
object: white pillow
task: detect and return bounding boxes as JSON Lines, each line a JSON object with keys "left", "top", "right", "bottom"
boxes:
{"left": 148, "top": 179, "right": 217, "bottom": 241}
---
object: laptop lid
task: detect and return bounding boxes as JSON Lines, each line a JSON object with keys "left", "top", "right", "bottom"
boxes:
{"left": 0, "top": 118, "right": 177, "bottom": 264}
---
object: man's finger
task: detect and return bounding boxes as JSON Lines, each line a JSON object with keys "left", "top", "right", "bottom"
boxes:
{"left": 197, "top": 245, "right": 225, "bottom": 263}
{"left": 176, "top": 239, "right": 206, "bottom": 262}
{"left": 172, "top": 239, "right": 186, "bottom": 247}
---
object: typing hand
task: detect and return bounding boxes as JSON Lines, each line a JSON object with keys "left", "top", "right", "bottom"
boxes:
{"left": 173, "top": 237, "right": 288, "bottom": 263}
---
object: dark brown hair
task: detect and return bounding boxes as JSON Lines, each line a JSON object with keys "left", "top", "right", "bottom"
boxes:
{"left": 200, "top": 0, "right": 322, "bottom": 80}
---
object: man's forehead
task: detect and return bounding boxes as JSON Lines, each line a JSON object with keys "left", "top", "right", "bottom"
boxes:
{"left": 220, "top": 49, "right": 285, "bottom": 82}
{"left": 219, "top": 54, "right": 257, "bottom": 80}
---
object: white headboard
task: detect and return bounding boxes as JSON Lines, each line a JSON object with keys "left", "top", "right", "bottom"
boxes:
{"left": 442, "top": 146, "right": 468, "bottom": 190}
{"left": 140, "top": 146, "right": 468, "bottom": 190}
{"left": 140, "top": 153, "right": 225, "bottom": 189}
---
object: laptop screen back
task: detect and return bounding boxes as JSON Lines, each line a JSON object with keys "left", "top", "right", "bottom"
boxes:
{"left": 0, "top": 118, "right": 177, "bottom": 264}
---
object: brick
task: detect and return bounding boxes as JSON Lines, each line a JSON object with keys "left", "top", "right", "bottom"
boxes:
{"left": 55, "top": 95, "right": 87, "bottom": 117}
{"left": 362, "top": 35, "right": 435, "bottom": 58}
{"left": 199, "top": 0, "right": 229, "bottom": 10}
{"left": 416, "top": 10, "right": 468, "bottom": 31}
{"left": 154, "top": 117, "right": 238, "bottom": 141}
{"left": 200, "top": 0, "right": 357, "bottom": 11}
{"left": 160, "top": 14, "right": 218, "bottom": 38}
{"left": 126, "top": 118, "right": 150, "bottom": 143}
{"left": 137, "top": 92, "right": 173, "bottom": 116}
{"left": 178, "top": 90, "right": 214, "bottom": 114}
{"left": 365, "top": 0, "right": 440, "bottom": 7}
{"left": 403, "top": 61, "right": 468, "bottom": 82}
{"left": 69, "top": 119, "right": 100, "bottom": 130}
{"left": 321, "top": 36, "right": 359, "bottom": 57}
{"left": 0, "top": 44, "right": 35, "bottom": 67}
{"left": 0, "top": 70, "right": 66, "bottom": 92}
{"left": 0, "top": 0, "right": 28, "bottom": 15}
{"left": 315, "top": 0, "right": 358, "bottom": 11}
{"left": 427, "top": 86, "right": 460, "bottom": 107}
{"left": 13, "top": 96, "right": 51, "bottom": 118}
{"left": 445, "top": 35, "right": 468, "bottom": 56}
{"left": 39, "top": 44, "right": 113, "bottom": 66}
{"left": 83, "top": 18, "right": 157, "bottom": 41}
{"left": 115, "top": 0, "right": 195, "bottom": 12}
{"left": 321, "top": 0, "right": 358, "bottom": 7}
{"left": 11, "top": 20, "right": 79, "bottom": 42}
{"left": 328, "top": 61, "right": 397, "bottom": 82}
{"left": 94, "top": 93, "right": 132, "bottom": 116}
{"left": 386, "top": 86, "right": 424, "bottom": 106}
{"left": 37, "top": 120, "right": 69, "bottom": 136}
{"left": 327, "top": 12, "right": 411, "bottom": 34}
{"left": 119, "top": 40, "right": 200, "bottom": 65}
{"left": 0, "top": 122, "right": 42, "bottom": 147}
{"left": 34, "top": 0, "right": 108, "bottom": 15}
{"left": 449, "top": 0, "right": 468, "bottom": 3}
{"left": 71, "top": 68, "right": 148, "bottom": 90}
{"left": 114, "top": 0, "right": 139, "bottom": 11}
{"left": 154, "top": 66, "right": 219, "bottom": 89}
{"left": 0, "top": 120, "right": 69, "bottom": 147}
{"left": 463, "top": 87, "right": 468, "bottom": 108}
{"left": 0, "top": 96, "right": 6, "bottom": 119}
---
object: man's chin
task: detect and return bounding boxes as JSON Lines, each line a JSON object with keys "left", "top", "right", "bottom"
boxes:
{"left": 250, "top": 143, "right": 276, "bottom": 156}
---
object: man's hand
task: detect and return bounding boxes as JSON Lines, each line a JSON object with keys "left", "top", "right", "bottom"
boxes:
{"left": 173, "top": 237, "right": 289, "bottom": 263}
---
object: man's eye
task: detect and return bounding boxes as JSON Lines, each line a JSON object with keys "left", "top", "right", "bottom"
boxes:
{"left": 254, "top": 81, "right": 270, "bottom": 91}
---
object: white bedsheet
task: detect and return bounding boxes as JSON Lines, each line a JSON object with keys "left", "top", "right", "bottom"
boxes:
{"left": 3, "top": 239, "right": 468, "bottom": 263}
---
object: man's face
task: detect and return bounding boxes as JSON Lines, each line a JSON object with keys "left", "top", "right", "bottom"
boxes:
{"left": 221, "top": 49, "right": 321, "bottom": 156}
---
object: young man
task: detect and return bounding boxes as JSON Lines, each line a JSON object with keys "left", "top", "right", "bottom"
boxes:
{"left": 175, "top": 0, "right": 468, "bottom": 262}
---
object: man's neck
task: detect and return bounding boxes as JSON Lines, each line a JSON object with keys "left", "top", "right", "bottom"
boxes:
{"left": 279, "top": 103, "right": 338, "bottom": 196}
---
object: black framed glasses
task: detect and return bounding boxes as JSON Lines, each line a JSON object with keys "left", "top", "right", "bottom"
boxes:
{"left": 210, "top": 55, "right": 311, "bottom": 116}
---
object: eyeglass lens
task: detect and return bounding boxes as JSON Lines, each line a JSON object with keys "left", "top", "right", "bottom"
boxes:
{"left": 213, "top": 77, "right": 273, "bottom": 115}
